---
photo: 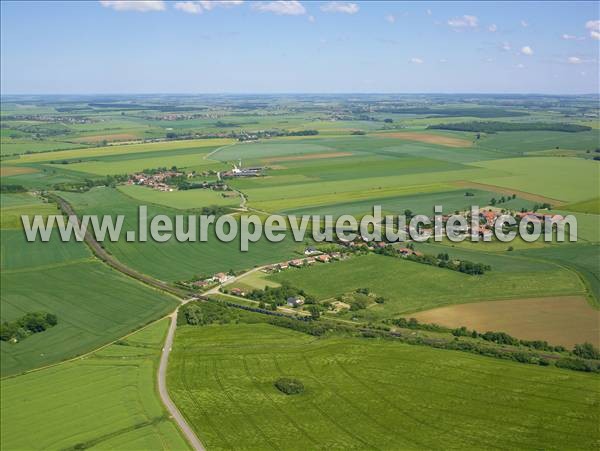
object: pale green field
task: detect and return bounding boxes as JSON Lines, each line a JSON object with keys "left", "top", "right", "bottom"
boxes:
{"left": 118, "top": 184, "right": 240, "bottom": 210}
{"left": 12, "top": 138, "right": 234, "bottom": 164}
{"left": 472, "top": 157, "right": 600, "bottom": 202}
{"left": 49, "top": 152, "right": 223, "bottom": 176}
{"left": 1, "top": 319, "right": 190, "bottom": 451}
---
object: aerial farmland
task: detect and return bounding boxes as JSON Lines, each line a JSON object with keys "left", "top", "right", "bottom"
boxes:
{"left": 1, "top": 1, "right": 599, "bottom": 450}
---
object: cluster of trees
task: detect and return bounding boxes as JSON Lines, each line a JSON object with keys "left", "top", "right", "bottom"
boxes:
{"left": 451, "top": 326, "right": 568, "bottom": 352}
{"left": 375, "top": 245, "right": 491, "bottom": 275}
{"left": 274, "top": 377, "right": 304, "bottom": 395}
{"left": 374, "top": 107, "right": 528, "bottom": 118}
{"left": 0, "top": 184, "right": 26, "bottom": 193}
{"left": 246, "top": 282, "right": 316, "bottom": 310}
{"left": 428, "top": 121, "right": 591, "bottom": 133}
{"left": 389, "top": 317, "right": 450, "bottom": 333}
{"left": 179, "top": 302, "right": 238, "bottom": 326}
{"left": 490, "top": 194, "right": 516, "bottom": 205}
{"left": 53, "top": 174, "right": 128, "bottom": 192}
{"left": 0, "top": 312, "right": 58, "bottom": 342}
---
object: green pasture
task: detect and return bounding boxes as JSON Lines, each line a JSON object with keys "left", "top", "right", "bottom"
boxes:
{"left": 168, "top": 322, "right": 599, "bottom": 450}
{"left": 270, "top": 253, "right": 584, "bottom": 319}
{"left": 1, "top": 319, "right": 189, "bottom": 450}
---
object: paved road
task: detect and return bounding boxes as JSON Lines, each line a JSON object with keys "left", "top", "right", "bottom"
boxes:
{"left": 53, "top": 194, "right": 204, "bottom": 450}
{"left": 158, "top": 311, "right": 205, "bottom": 451}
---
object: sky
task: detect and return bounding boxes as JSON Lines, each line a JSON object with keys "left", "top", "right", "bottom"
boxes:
{"left": 1, "top": 0, "right": 599, "bottom": 94}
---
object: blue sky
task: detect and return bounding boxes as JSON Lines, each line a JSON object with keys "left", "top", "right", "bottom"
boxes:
{"left": 1, "top": 1, "right": 598, "bottom": 94}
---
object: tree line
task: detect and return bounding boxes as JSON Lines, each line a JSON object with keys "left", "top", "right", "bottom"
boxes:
{"left": 428, "top": 121, "right": 591, "bottom": 133}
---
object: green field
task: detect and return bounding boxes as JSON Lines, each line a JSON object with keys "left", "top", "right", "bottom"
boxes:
{"left": 118, "top": 184, "right": 240, "bottom": 210}
{"left": 472, "top": 157, "right": 600, "bottom": 203}
{"left": 60, "top": 187, "right": 303, "bottom": 282}
{"left": 168, "top": 321, "right": 600, "bottom": 450}
{"left": 0, "top": 195, "right": 179, "bottom": 375}
{"left": 1, "top": 319, "right": 189, "bottom": 450}
{"left": 270, "top": 253, "right": 585, "bottom": 319}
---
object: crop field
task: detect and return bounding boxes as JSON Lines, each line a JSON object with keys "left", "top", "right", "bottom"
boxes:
{"left": 563, "top": 197, "right": 600, "bottom": 214}
{"left": 11, "top": 137, "right": 233, "bottom": 164}
{"left": 1, "top": 91, "right": 599, "bottom": 451}
{"left": 52, "top": 150, "right": 224, "bottom": 176}
{"left": 374, "top": 130, "right": 474, "bottom": 147}
{"left": 0, "top": 196, "right": 179, "bottom": 375}
{"left": 118, "top": 184, "right": 240, "bottom": 210}
{"left": 472, "top": 157, "right": 599, "bottom": 203}
{"left": 476, "top": 130, "right": 600, "bottom": 155}
{"left": 168, "top": 322, "right": 599, "bottom": 450}
{"left": 286, "top": 188, "right": 536, "bottom": 216}
{"left": 270, "top": 253, "right": 585, "bottom": 319}
{"left": 1, "top": 319, "right": 189, "bottom": 450}
{"left": 60, "top": 187, "right": 303, "bottom": 282}
{"left": 411, "top": 296, "right": 600, "bottom": 348}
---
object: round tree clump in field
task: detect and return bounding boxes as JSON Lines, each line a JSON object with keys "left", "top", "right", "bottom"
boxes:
{"left": 274, "top": 377, "right": 304, "bottom": 395}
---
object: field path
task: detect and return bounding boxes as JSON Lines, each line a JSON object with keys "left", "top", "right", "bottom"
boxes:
{"left": 159, "top": 312, "right": 206, "bottom": 451}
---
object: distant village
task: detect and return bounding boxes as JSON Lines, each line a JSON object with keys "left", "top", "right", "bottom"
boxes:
{"left": 126, "top": 160, "right": 264, "bottom": 192}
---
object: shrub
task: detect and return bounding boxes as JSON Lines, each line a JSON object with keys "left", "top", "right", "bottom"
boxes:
{"left": 274, "top": 377, "right": 304, "bottom": 395}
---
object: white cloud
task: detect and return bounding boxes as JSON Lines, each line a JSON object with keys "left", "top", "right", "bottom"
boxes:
{"left": 439, "top": 58, "right": 447, "bottom": 63}
{"left": 516, "top": 63, "right": 525, "bottom": 69}
{"left": 447, "top": 15, "right": 478, "bottom": 28}
{"left": 308, "top": 15, "right": 315, "bottom": 22}
{"left": 521, "top": 46, "right": 533, "bottom": 55}
{"left": 175, "top": 1, "right": 243, "bottom": 14}
{"left": 253, "top": 1, "right": 305, "bottom": 15}
{"left": 561, "top": 33, "right": 585, "bottom": 41}
{"left": 520, "top": 20, "right": 528, "bottom": 27}
{"left": 488, "top": 24, "right": 497, "bottom": 32}
{"left": 501, "top": 41, "right": 511, "bottom": 51}
{"left": 410, "top": 57, "right": 424, "bottom": 64}
{"left": 385, "top": 14, "right": 396, "bottom": 24}
{"left": 586, "top": 21, "right": 600, "bottom": 39}
{"left": 568, "top": 56, "right": 582, "bottom": 64}
{"left": 585, "top": 20, "right": 600, "bottom": 31}
{"left": 320, "top": 2, "right": 359, "bottom": 15}
{"left": 426, "top": 9, "right": 432, "bottom": 16}
{"left": 99, "top": 1, "right": 165, "bottom": 12}
{"left": 174, "top": 2, "right": 202, "bottom": 13}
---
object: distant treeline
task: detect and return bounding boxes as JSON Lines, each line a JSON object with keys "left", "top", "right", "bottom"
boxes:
{"left": 428, "top": 121, "right": 592, "bottom": 133}
{"left": 0, "top": 312, "right": 58, "bottom": 343}
{"left": 1, "top": 184, "right": 27, "bottom": 193}
{"left": 372, "top": 107, "right": 528, "bottom": 118}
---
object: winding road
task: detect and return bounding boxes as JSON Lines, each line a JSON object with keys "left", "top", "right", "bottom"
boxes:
{"left": 158, "top": 311, "right": 205, "bottom": 451}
